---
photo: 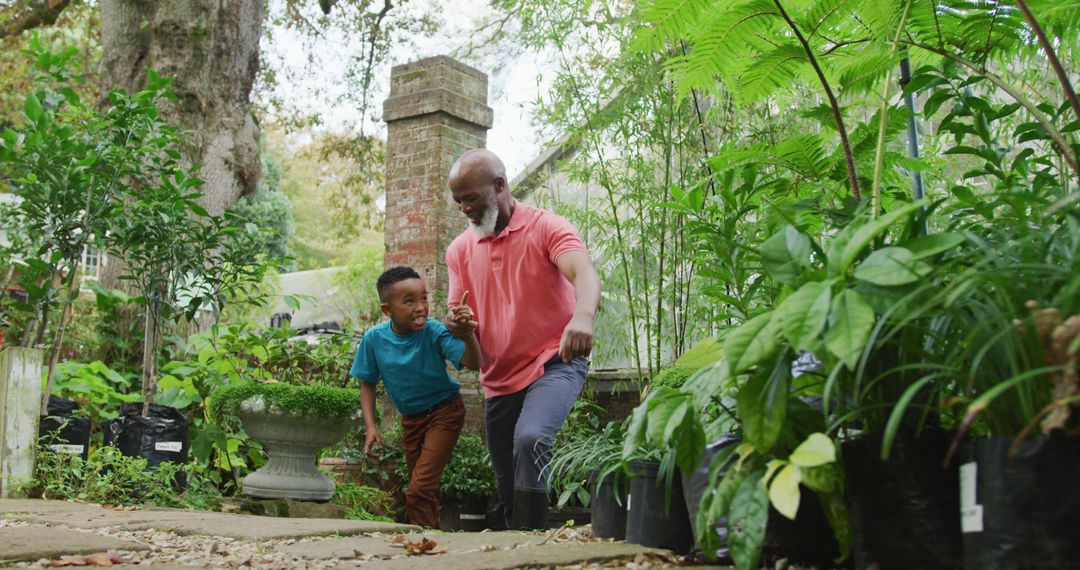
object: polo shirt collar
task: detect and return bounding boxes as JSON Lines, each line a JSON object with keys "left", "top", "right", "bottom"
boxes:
{"left": 474, "top": 199, "right": 525, "bottom": 243}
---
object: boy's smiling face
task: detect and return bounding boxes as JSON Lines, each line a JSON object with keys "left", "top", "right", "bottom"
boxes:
{"left": 381, "top": 277, "right": 429, "bottom": 334}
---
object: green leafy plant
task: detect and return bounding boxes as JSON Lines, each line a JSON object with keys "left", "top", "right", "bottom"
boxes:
{"left": 440, "top": 434, "right": 497, "bottom": 506}
{"left": 547, "top": 420, "right": 627, "bottom": 509}
{"left": 332, "top": 483, "right": 394, "bottom": 522}
{"left": 24, "top": 444, "right": 221, "bottom": 509}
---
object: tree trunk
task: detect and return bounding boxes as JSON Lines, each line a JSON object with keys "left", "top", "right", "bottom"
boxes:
{"left": 96, "top": 0, "right": 266, "bottom": 338}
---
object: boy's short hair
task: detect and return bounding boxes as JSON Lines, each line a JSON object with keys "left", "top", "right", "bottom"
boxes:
{"left": 377, "top": 266, "right": 421, "bottom": 301}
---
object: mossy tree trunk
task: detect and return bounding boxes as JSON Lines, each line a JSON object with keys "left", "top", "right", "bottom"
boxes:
{"left": 96, "top": 0, "right": 266, "bottom": 365}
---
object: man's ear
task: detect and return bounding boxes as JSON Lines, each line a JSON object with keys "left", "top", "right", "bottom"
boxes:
{"left": 494, "top": 175, "right": 508, "bottom": 193}
{"left": 380, "top": 302, "right": 391, "bottom": 317}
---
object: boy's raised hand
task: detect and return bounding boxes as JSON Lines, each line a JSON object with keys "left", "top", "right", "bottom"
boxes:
{"left": 446, "top": 290, "right": 477, "bottom": 337}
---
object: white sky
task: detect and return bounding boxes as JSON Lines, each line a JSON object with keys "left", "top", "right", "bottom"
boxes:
{"left": 266, "top": 0, "right": 552, "bottom": 179}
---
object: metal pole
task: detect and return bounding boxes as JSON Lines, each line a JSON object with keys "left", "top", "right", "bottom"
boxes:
{"left": 899, "top": 56, "right": 929, "bottom": 235}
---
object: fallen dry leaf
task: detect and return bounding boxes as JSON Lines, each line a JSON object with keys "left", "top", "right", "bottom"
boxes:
{"left": 402, "top": 537, "right": 447, "bottom": 555}
{"left": 49, "top": 552, "right": 123, "bottom": 567}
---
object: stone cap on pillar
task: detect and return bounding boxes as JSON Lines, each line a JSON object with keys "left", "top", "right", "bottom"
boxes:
{"left": 383, "top": 56, "right": 493, "bottom": 127}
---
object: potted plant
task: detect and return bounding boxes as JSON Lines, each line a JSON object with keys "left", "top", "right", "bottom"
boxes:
{"left": 547, "top": 420, "right": 628, "bottom": 539}
{"left": 210, "top": 325, "right": 360, "bottom": 501}
{"left": 439, "top": 434, "right": 497, "bottom": 531}
{"left": 938, "top": 236, "right": 1080, "bottom": 568}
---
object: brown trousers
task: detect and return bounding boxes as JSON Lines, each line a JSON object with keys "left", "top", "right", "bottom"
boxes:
{"left": 400, "top": 395, "right": 465, "bottom": 528}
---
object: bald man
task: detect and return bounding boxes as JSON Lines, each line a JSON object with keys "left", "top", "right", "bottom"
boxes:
{"left": 443, "top": 149, "right": 601, "bottom": 530}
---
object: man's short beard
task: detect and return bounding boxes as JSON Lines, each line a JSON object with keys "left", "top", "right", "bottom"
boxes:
{"left": 468, "top": 202, "right": 499, "bottom": 238}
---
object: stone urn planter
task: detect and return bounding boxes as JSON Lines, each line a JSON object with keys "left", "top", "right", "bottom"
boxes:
{"left": 238, "top": 405, "right": 350, "bottom": 501}
{"left": 212, "top": 380, "right": 361, "bottom": 502}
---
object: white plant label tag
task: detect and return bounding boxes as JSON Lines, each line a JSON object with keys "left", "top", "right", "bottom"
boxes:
{"left": 155, "top": 441, "right": 183, "bottom": 452}
{"left": 959, "top": 462, "right": 983, "bottom": 533}
{"left": 459, "top": 513, "right": 485, "bottom": 520}
{"left": 49, "top": 444, "right": 84, "bottom": 455}
{"left": 626, "top": 494, "right": 632, "bottom": 512}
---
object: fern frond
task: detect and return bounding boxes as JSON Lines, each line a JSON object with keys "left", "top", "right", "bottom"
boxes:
{"left": 734, "top": 43, "right": 808, "bottom": 103}
{"left": 632, "top": 0, "right": 713, "bottom": 53}
{"left": 834, "top": 45, "right": 897, "bottom": 98}
{"left": 667, "top": 0, "right": 783, "bottom": 99}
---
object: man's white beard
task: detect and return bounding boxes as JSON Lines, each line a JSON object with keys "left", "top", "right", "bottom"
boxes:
{"left": 469, "top": 204, "right": 499, "bottom": 238}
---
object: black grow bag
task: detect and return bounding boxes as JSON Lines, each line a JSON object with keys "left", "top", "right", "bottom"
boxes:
{"left": 104, "top": 402, "right": 189, "bottom": 487}
{"left": 683, "top": 435, "right": 838, "bottom": 566}
{"left": 38, "top": 395, "right": 91, "bottom": 460}
{"left": 591, "top": 471, "right": 628, "bottom": 540}
{"left": 843, "top": 430, "right": 962, "bottom": 570}
{"left": 961, "top": 435, "right": 1080, "bottom": 569}
{"left": 440, "top": 497, "right": 488, "bottom": 531}
{"left": 625, "top": 460, "right": 693, "bottom": 554}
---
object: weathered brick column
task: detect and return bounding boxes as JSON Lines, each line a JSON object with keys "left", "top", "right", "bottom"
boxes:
{"left": 382, "top": 56, "right": 493, "bottom": 302}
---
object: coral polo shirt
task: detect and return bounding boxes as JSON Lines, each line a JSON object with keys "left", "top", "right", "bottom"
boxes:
{"left": 446, "top": 200, "right": 588, "bottom": 398}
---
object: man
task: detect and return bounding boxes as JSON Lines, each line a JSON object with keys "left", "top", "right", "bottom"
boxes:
{"left": 443, "top": 149, "right": 601, "bottom": 530}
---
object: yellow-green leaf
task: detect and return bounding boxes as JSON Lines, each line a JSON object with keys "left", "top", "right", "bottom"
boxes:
{"left": 788, "top": 432, "right": 836, "bottom": 467}
{"left": 769, "top": 464, "right": 803, "bottom": 520}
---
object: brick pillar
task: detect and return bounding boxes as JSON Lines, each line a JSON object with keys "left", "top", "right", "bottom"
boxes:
{"left": 382, "top": 56, "right": 493, "bottom": 303}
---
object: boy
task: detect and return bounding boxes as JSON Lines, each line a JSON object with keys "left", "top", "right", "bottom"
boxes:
{"left": 350, "top": 266, "right": 479, "bottom": 528}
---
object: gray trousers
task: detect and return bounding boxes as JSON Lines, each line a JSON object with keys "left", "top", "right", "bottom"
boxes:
{"left": 484, "top": 355, "right": 588, "bottom": 508}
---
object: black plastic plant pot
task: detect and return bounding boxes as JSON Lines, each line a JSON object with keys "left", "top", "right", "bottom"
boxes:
{"left": 440, "top": 497, "right": 488, "bottom": 532}
{"left": 38, "top": 395, "right": 91, "bottom": 460}
{"left": 104, "top": 402, "right": 189, "bottom": 488}
{"left": 591, "top": 472, "right": 628, "bottom": 540}
{"left": 842, "top": 429, "right": 962, "bottom": 570}
{"left": 961, "top": 435, "right": 1080, "bottom": 569}
{"left": 625, "top": 460, "right": 693, "bottom": 554}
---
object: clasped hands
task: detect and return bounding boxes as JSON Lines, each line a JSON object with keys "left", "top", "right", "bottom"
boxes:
{"left": 445, "top": 291, "right": 478, "bottom": 337}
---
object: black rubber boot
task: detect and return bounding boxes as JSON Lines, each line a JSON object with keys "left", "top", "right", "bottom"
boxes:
{"left": 510, "top": 489, "right": 549, "bottom": 530}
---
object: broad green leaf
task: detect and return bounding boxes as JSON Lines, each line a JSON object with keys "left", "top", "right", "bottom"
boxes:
{"left": 760, "top": 225, "right": 812, "bottom": 286}
{"left": 827, "top": 201, "right": 924, "bottom": 276}
{"left": 675, "top": 412, "right": 707, "bottom": 475}
{"left": 728, "top": 471, "right": 769, "bottom": 570}
{"left": 24, "top": 93, "right": 44, "bottom": 122}
{"left": 724, "top": 311, "right": 779, "bottom": 376}
{"left": 825, "top": 290, "right": 876, "bottom": 370}
{"left": 768, "top": 464, "right": 803, "bottom": 520}
{"left": 819, "top": 492, "right": 853, "bottom": 560}
{"left": 774, "top": 281, "right": 832, "bottom": 350}
{"left": 853, "top": 247, "right": 930, "bottom": 286}
{"left": 622, "top": 403, "right": 649, "bottom": 459}
{"left": 788, "top": 432, "right": 836, "bottom": 467}
{"left": 905, "top": 232, "right": 965, "bottom": 259}
{"left": 674, "top": 336, "right": 725, "bottom": 369}
{"left": 801, "top": 462, "right": 841, "bottom": 494}
{"left": 736, "top": 354, "right": 790, "bottom": 452}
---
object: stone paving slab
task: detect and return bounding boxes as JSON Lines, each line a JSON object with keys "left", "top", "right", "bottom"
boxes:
{"left": 1, "top": 499, "right": 417, "bottom": 539}
{"left": 0, "top": 499, "right": 106, "bottom": 515}
{"left": 136, "top": 513, "right": 418, "bottom": 540}
{"left": 0, "top": 526, "right": 148, "bottom": 563}
{"left": 346, "top": 541, "right": 660, "bottom": 570}
{"left": 280, "top": 530, "right": 546, "bottom": 559}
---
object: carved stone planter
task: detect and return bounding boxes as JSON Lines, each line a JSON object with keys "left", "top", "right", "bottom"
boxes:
{"left": 239, "top": 406, "right": 350, "bottom": 501}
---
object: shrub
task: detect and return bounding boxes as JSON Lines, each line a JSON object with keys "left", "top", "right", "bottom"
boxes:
{"left": 648, "top": 366, "right": 692, "bottom": 391}
{"left": 24, "top": 445, "right": 220, "bottom": 509}
{"left": 440, "top": 434, "right": 497, "bottom": 505}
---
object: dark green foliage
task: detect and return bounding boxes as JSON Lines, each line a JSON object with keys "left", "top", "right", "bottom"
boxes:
{"left": 232, "top": 151, "right": 294, "bottom": 262}
{"left": 440, "top": 434, "right": 497, "bottom": 504}
{"left": 24, "top": 445, "right": 221, "bottom": 510}
{"left": 210, "top": 381, "right": 360, "bottom": 421}
{"left": 648, "top": 366, "right": 692, "bottom": 390}
{"left": 332, "top": 483, "right": 394, "bottom": 522}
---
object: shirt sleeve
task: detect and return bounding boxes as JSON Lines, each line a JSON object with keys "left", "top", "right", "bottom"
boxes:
{"left": 542, "top": 212, "right": 588, "bottom": 265}
{"left": 349, "top": 332, "right": 380, "bottom": 383}
{"left": 446, "top": 239, "right": 465, "bottom": 309}
{"left": 432, "top": 320, "right": 466, "bottom": 370}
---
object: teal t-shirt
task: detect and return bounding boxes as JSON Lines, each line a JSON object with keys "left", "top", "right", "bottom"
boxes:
{"left": 349, "top": 319, "right": 464, "bottom": 415}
